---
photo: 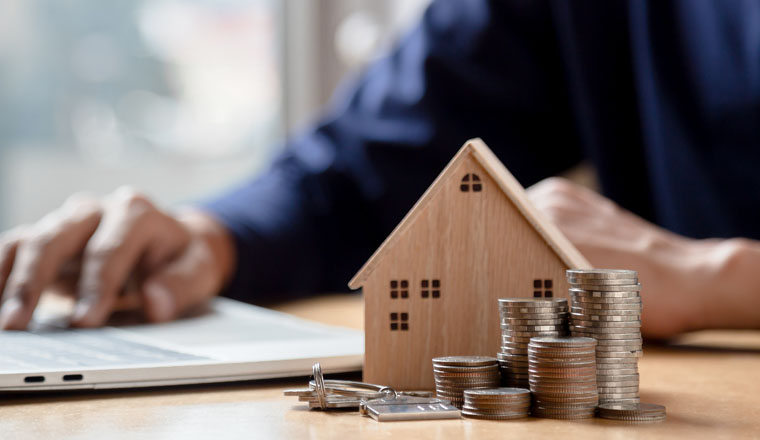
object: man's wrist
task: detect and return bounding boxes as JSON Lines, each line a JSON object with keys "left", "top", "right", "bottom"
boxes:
{"left": 693, "top": 238, "right": 760, "bottom": 330}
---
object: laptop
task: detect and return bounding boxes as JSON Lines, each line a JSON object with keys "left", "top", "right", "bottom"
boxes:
{"left": 0, "top": 297, "right": 363, "bottom": 391}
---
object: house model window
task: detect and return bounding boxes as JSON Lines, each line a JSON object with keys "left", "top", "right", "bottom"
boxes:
{"left": 460, "top": 173, "right": 482, "bottom": 192}
{"left": 421, "top": 279, "right": 441, "bottom": 298}
{"left": 390, "top": 312, "right": 409, "bottom": 331}
{"left": 390, "top": 280, "right": 409, "bottom": 299}
{"left": 533, "top": 279, "right": 553, "bottom": 297}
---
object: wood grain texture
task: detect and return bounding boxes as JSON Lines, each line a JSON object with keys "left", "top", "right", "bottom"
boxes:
{"left": 3, "top": 295, "right": 759, "bottom": 440}
{"left": 354, "top": 140, "right": 590, "bottom": 389}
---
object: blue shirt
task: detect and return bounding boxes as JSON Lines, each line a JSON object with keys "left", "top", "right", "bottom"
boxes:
{"left": 204, "top": 0, "right": 760, "bottom": 301}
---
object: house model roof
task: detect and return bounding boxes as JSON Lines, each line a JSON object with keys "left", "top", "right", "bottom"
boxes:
{"left": 348, "top": 138, "right": 591, "bottom": 289}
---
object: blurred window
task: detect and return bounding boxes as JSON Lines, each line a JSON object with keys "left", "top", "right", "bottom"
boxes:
{"left": 0, "top": 0, "right": 429, "bottom": 229}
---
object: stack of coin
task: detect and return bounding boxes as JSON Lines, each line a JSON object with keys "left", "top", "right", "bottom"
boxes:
{"left": 497, "top": 298, "right": 569, "bottom": 388}
{"left": 461, "top": 387, "right": 531, "bottom": 420}
{"left": 597, "top": 402, "right": 666, "bottom": 423}
{"left": 566, "top": 269, "right": 642, "bottom": 405}
{"left": 528, "top": 336, "right": 598, "bottom": 419}
{"left": 432, "top": 356, "right": 501, "bottom": 408}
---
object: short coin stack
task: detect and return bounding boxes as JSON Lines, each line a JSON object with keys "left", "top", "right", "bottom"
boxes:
{"left": 597, "top": 402, "right": 666, "bottom": 423}
{"left": 461, "top": 388, "right": 531, "bottom": 420}
{"left": 432, "top": 356, "right": 501, "bottom": 409}
{"left": 567, "top": 269, "right": 642, "bottom": 405}
{"left": 497, "top": 298, "right": 569, "bottom": 388}
{"left": 528, "top": 336, "right": 598, "bottom": 419}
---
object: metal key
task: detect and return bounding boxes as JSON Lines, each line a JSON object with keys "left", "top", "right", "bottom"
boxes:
{"left": 283, "top": 362, "right": 453, "bottom": 419}
{"left": 360, "top": 395, "right": 461, "bottom": 422}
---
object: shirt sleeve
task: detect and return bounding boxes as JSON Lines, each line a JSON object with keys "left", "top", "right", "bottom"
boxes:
{"left": 201, "top": 0, "right": 583, "bottom": 302}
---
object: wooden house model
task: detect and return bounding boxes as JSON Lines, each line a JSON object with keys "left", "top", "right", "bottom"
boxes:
{"left": 348, "top": 138, "right": 591, "bottom": 390}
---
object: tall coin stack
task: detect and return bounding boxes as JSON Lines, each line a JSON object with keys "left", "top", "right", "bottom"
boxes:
{"left": 432, "top": 356, "right": 501, "bottom": 409}
{"left": 497, "top": 298, "right": 569, "bottom": 388}
{"left": 566, "top": 269, "right": 642, "bottom": 405}
{"left": 528, "top": 336, "right": 599, "bottom": 419}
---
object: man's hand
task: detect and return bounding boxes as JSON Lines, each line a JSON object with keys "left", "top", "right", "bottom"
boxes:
{"left": 528, "top": 177, "right": 760, "bottom": 339}
{"left": 0, "top": 187, "right": 235, "bottom": 330}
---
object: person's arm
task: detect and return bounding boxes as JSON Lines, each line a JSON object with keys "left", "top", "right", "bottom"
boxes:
{"left": 203, "top": 0, "right": 583, "bottom": 301}
{"left": 528, "top": 177, "right": 760, "bottom": 339}
{"left": 0, "top": 0, "right": 582, "bottom": 328}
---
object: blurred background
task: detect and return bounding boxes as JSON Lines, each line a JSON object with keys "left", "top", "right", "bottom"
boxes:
{"left": 0, "top": 0, "right": 430, "bottom": 229}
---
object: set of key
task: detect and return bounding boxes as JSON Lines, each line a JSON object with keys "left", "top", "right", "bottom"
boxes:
{"left": 283, "top": 363, "right": 461, "bottom": 421}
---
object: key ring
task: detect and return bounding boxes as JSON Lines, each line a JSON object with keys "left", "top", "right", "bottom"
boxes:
{"left": 312, "top": 363, "right": 328, "bottom": 410}
{"left": 310, "top": 363, "right": 397, "bottom": 409}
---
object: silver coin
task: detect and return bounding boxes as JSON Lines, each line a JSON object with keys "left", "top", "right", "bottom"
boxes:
{"left": 571, "top": 287, "right": 641, "bottom": 296}
{"left": 571, "top": 296, "right": 642, "bottom": 304}
{"left": 499, "top": 307, "right": 569, "bottom": 315}
{"left": 500, "top": 341, "right": 531, "bottom": 349}
{"left": 465, "top": 387, "right": 530, "bottom": 397}
{"left": 567, "top": 276, "right": 638, "bottom": 285}
{"left": 500, "top": 347, "right": 529, "bottom": 355}
{"left": 596, "top": 368, "right": 639, "bottom": 376}
{"left": 499, "top": 305, "right": 568, "bottom": 312}
{"left": 595, "top": 356, "right": 641, "bottom": 364}
{"left": 498, "top": 298, "right": 568, "bottom": 307}
{"left": 597, "top": 380, "right": 639, "bottom": 388}
{"left": 598, "top": 386, "right": 640, "bottom": 393}
{"left": 571, "top": 326, "right": 641, "bottom": 335}
{"left": 528, "top": 358, "right": 597, "bottom": 366}
{"left": 498, "top": 360, "right": 530, "bottom": 368}
{"left": 443, "top": 380, "right": 505, "bottom": 388}
{"left": 571, "top": 319, "right": 641, "bottom": 328}
{"left": 529, "top": 336, "right": 597, "bottom": 346}
{"left": 571, "top": 300, "right": 642, "bottom": 315}
{"left": 566, "top": 269, "right": 638, "bottom": 279}
{"left": 530, "top": 386, "right": 599, "bottom": 394}
{"left": 463, "top": 401, "right": 531, "bottom": 408}
{"left": 597, "top": 373, "right": 639, "bottom": 381}
{"left": 503, "top": 336, "right": 541, "bottom": 344}
{"left": 595, "top": 344, "right": 643, "bottom": 353}
{"left": 500, "top": 340, "right": 531, "bottom": 347}
{"left": 498, "top": 351, "right": 529, "bottom": 358}
{"left": 465, "top": 399, "right": 531, "bottom": 407}
{"left": 533, "top": 394, "right": 599, "bottom": 402}
{"left": 597, "top": 392, "right": 641, "bottom": 399}
{"left": 528, "top": 348, "right": 597, "bottom": 355}
{"left": 432, "top": 356, "right": 499, "bottom": 367}
{"left": 500, "top": 318, "right": 567, "bottom": 325}
{"left": 596, "top": 365, "right": 639, "bottom": 372}
{"left": 499, "top": 350, "right": 529, "bottom": 358}
{"left": 570, "top": 330, "right": 642, "bottom": 339}
{"left": 499, "top": 315, "right": 568, "bottom": 323}
{"left": 434, "top": 371, "right": 502, "bottom": 378}
{"left": 570, "top": 313, "right": 641, "bottom": 322}
{"left": 435, "top": 379, "right": 502, "bottom": 387}
{"left": 594, "top": 339, "right": 643, "bottom": 347}
{"left": 433, "top": 364, "right": 499, "bottom": 372}
{"left": 597, "top": 402, "right": 665, "bottom": 416}
{"left": 433, "top": 368, "right": 500, "bottom": 375}
{"left": 501, "top": 329, "right": 567, "bottom": 337}
{"left": 570, "top": 308, "right": 641, "bottom": 317}
{"left": 529, "top": 361, "right": 596, "bottom": 369}
{"left": 529, "top": 380, "right": 598, "bottom": 388}
{"left": 501, "top": 336, "right": 533, "bottom": 343}
{"left": 596, "top": 350, "right": 642, "bottom": 358}
{"left": 501, "top": 324, "right": 569, "bottom": 332}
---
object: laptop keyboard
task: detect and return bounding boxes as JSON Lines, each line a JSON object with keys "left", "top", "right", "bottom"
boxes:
{"left": 0, "top": 330, "right": 206, "bottom": 371}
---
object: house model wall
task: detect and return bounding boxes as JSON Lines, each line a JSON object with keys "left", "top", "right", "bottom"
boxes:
{"left": 348, "top": 139, "right": 591, "bottom": 390}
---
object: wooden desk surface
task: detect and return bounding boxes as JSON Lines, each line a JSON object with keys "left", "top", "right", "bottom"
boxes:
{"left": 2, "top": 294, "right": 760, "bottom": 440}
